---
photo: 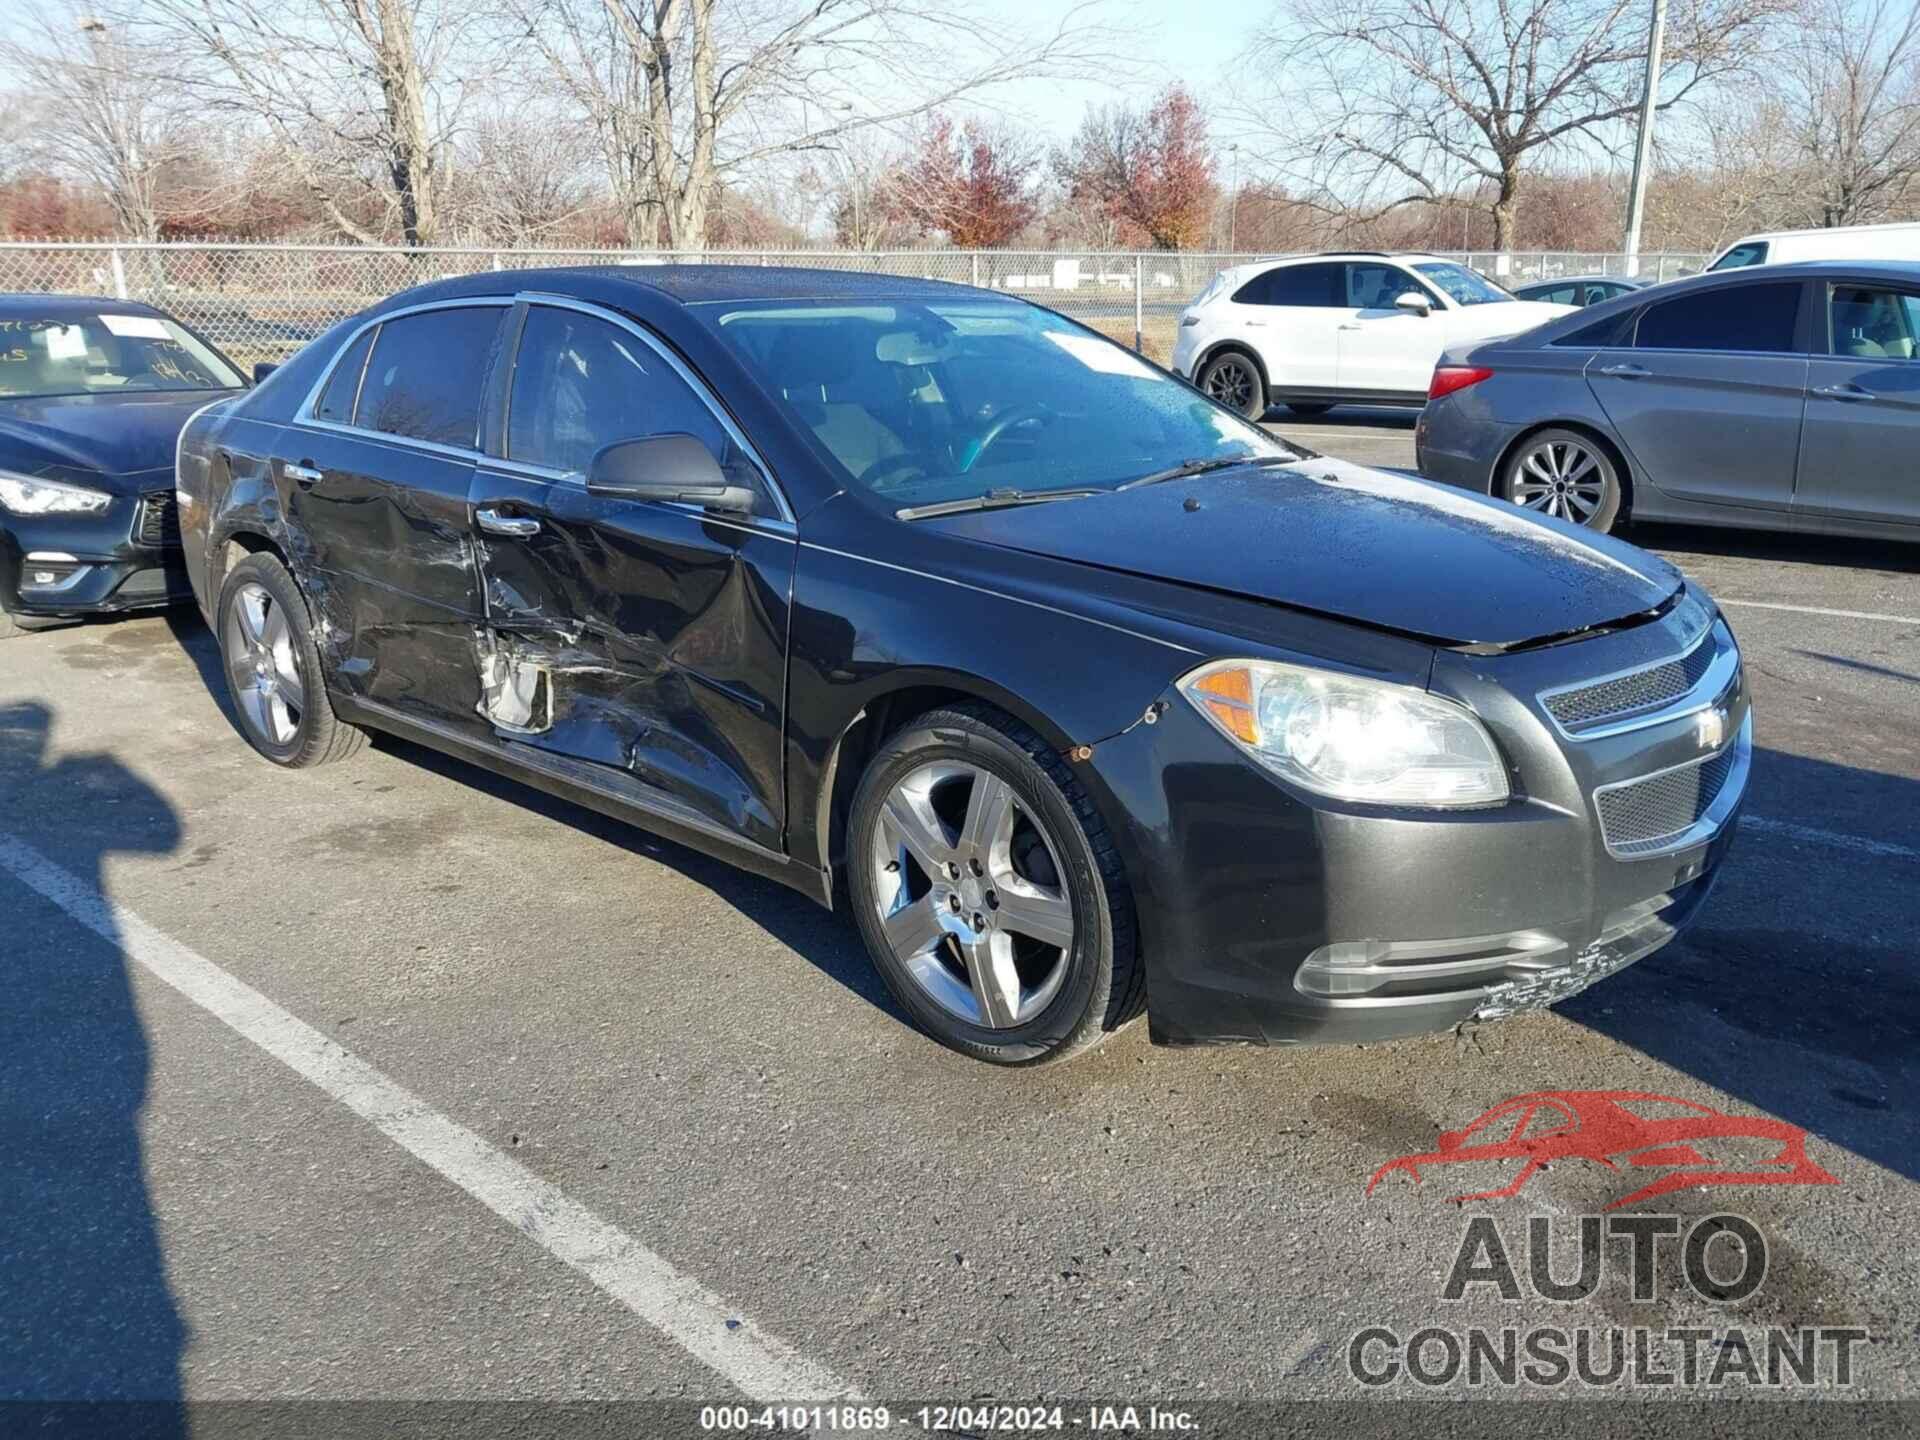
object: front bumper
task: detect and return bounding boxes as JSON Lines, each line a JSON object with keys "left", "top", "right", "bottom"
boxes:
{"left": 1, "top": 490, "right": 192, "bottom": 620}
{"left": 1088, "top": 599, "right": 1749, "bottom": 1047}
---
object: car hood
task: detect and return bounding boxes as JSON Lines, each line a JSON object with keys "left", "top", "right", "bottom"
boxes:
{"left": 0, "top": 388, "right": 235, "bottom": 487}
{"left": 1448, "top": 299, "right": 1577, "bottom": 339}
{"left": 923, "top": 460, "right": 1683, "bottom": 650}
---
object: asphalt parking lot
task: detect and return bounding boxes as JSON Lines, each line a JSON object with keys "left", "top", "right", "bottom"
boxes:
{"left": 3, "top": 408, "right": 1917, "bottom": 1434}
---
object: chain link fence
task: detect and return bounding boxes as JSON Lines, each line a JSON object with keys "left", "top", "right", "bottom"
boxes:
{"left": 0, "top": 242, "right": 1711, "bottom": 372}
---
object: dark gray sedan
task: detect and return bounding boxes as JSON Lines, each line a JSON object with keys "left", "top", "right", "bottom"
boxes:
{"left": 1417, "top": 260, "right": 1920, "bottom": 539}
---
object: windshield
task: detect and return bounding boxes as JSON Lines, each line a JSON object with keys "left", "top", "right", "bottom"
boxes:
{"left": 0, "top": 310, "right": 246, "bottom": 400}
{"left": 705, "top": 299, "right": 1298, "bottom": 507}
{"left": 1413, "top": 262, "right": 1514, "bottom": 306}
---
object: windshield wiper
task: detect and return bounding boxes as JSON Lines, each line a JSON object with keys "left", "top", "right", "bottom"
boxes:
{"left": 1115, "top": 454, "right": 1297, "bottom": 492}
{"left": 895, "top": 486, "right": 1102, "bottom": 521}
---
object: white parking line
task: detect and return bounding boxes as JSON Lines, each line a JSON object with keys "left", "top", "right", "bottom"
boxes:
{"left": 1720, "top": 598, "right": 1920, "bottom": 626}
{"left": 1743, "top": 814, "right": 1920, "bottom": 862}
{"left": 0, "top": 834, "right": 856, "bottom": 1405}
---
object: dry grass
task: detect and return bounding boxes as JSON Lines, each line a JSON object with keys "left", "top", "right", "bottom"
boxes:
{"left": 1079, "top": 314, "right": 1180, "bottom": 367}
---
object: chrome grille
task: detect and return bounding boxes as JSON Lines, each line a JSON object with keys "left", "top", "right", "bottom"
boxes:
{"left": 1596, "top": 744, "right": 1741, "bottom": 857}
{"left": 135, "top": 492, "right": 178, "bottom": 548}
{"left": 1544, "top": 637, "right": 1716, "bottom": 730}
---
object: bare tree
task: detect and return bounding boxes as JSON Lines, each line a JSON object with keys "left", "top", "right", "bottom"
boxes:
{"left": 112, "top": 0, "right": 481, "bottom": 245}
{"left": 456, "top": 107, "right": 601, "bottom": 246}
{"left": 3, "top": 3, "right": 179, "bottom": 240}
{"left": 1234, "top": 0, "right": 1782, "bottom": 249}
{"left": 1775, "top": 0, "right": 1920, "bottom": 225}
{"left": 506, "top": 0, "right": 1112, "bottom": 251}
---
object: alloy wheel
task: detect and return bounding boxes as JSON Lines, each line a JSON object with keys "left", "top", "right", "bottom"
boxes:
{"left": 867, "top": 760, "right": 1076, "bottom": 1029}
{"left": 1204, "top": 358, "right": 1255, "bottom": 412}
{"left": 224, "top": 580, "right": 306, "bottom": 747}
{"left": 1512, "top": 438, "right": 1608, "bottom": 524}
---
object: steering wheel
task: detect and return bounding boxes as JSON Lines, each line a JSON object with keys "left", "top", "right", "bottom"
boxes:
{"left": 958, "top": 405, "right": 1052, "bottom": 474}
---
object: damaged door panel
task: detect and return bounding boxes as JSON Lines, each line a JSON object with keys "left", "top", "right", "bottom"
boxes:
{"left": 468, "top": 466, "right": 793, "bottom": 854}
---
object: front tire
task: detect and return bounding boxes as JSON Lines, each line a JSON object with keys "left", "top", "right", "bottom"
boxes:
{"left": 1197, "top": 349, "right": 1267, "bottom": 420}
{"left": 846, "top": 704, "right": 1142, "bottom": 1066}
{"left": 215, "top": 552, "right": 364, "bottom": 767}
{"left": 1501, "top": 427, "right": 1624, "bottom": 532}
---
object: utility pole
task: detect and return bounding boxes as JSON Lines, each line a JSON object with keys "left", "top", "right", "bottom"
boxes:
{"left": 1227, "top": 143, "right": 1241, "bottom": 253}
{"left": 1621, "top": 0, "right": 1667, "bottom": 277}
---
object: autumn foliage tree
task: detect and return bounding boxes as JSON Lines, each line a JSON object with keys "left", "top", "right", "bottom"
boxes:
{"left": 893, "top": 115, "right": 1041, "bottom": 247}
{"left": 1055, "top": 84, "right": 1219, "bottom": 249}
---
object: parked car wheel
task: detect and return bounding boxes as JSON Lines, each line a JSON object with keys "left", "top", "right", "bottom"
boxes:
{"left": 216, "top": 552, "right": 365, "bottom": 767}
{"left": 846, "top": 704, "right": 1142, "bottom": 1066}
{"left": 1501, "top": 427, "right": 1624, "bottom": 532}
{"left": 1285, "top": 402, "right": 1334, "bottom": 418}
{"left": 1197, "top": 350, "right": 1266, "bottom": 420}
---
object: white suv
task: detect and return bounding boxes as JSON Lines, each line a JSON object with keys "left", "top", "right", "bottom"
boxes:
{"left": 1172, "top": 252, "right": 1575, "bottom": 418}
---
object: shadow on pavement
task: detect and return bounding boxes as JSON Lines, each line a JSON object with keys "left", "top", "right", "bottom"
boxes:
{"left": 1629, "top": 520, "right": 1920, "bottom": 575}
{"left": 1561, "top": 745, "right": 1920, "bottom": 1186}
{"left": 0, "top": 701, "right": 186, "bottom": 1433}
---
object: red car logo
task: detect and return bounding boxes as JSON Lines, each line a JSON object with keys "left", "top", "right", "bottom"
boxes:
{"left": 1366, "top": 1090, "right": 1838, "bottom": 1210}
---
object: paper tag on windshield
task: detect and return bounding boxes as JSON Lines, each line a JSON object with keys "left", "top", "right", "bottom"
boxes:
{"left": 1042, "top": 329, "right": 1157, "bottom": 379}
{"left": 45, "top": 324, "right": 87, "bottom": 359}
{"left": 101, "top": 313, "right": 171, "bottom": 339}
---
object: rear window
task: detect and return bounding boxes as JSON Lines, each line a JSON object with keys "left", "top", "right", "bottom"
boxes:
{"left": 1235, "top": 263, "right": 1343, "bottom": 307}
{"left": 1708, "top": 242, "right": 1769, "bottom": 271}
{"left": 315, "top": 326, "right": 375, "bottom": 424}
{"left": 1634, "top": 282, "right": 1801, "bottom": 353}
{"left": 353, "top": 307, "right": 502, "bottom": 448}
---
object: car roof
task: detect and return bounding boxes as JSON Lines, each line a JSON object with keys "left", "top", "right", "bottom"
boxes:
{"left": 1730, "top": 220, "right": 1920, "bottom": 244}
{"left": 1518, "top": 274, "right": 1647, "bottom": 286}
{"left": 383, "top": 264, "right": 986, "bottom": 310}
{"left": 0, "top": 292, "right": 169, "bottom": 319}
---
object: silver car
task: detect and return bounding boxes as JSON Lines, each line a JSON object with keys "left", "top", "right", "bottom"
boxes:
{"left": 1416, "top": 260, "right": 1920, "bottom": 540}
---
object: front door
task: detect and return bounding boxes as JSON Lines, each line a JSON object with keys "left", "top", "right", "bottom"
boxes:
{"left": 1796, "top": 280, "right": 1920, "bottom": 529}
{"left": 467, "top": 300, "right": 793, "bottom": 852}
{"left": 1586, "top": 279, "right": 1809, "bottom": 513}
{"left": 1334, "top": 261, "right": 1442, "bottom": 397}
{"left": 286, "top": 301, "right": 508, "bottom": 734}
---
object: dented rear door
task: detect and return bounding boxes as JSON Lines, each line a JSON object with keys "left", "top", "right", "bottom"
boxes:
{"left": 466, "top": 299, "right": 794, "bottom": 853}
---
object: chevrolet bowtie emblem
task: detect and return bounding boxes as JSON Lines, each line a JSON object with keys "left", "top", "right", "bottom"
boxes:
{"left": 1694, "top": 706, "right": 1729, "bottom": 751}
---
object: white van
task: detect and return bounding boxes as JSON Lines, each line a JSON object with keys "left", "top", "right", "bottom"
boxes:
{"left": 1707, "top": 221, "right": 1920, "bottom": 271}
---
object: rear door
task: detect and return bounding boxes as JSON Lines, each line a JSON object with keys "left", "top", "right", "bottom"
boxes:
{"left": 1585, "top": 280, "right": 1810, "bottom": 512}
{"left": 1233, "top": 262, "right": 1346, "bottom": 389}
{"left": 1794, "top": 280, "right": 1920, "bottom": 529}
{"left": 466, "top": 299, "right": 794, "bottom": 853}
{"left": 1333, "top": 261, "right": 1444, "bottom": 396}
{"left": 288, "top": 301, "right": 509, "bottom": 734}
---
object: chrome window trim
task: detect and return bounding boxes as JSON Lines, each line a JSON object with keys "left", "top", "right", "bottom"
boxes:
{"left": 292, "top": 296, "right": 516, "bottom": 455}
{"left": 1536, "top": 614, "right": 1730, "bottom": 741}
{"left": 509, "top": 292, "right": 796, "bottom": 526}
{"left": 1592, "top": 712, "right": 1752, "bottom": 861}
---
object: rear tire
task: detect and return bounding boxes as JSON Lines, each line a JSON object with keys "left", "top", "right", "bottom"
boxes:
{"left": 1501, "top": 427, "right": 1624, "bottom": 533}
{"left": 215, "top": 552, "right": 365, "bottom": 767}
{"left": 846, "top": 703, "right": 1142, "bottom": 1066}
{"left": 1197, "top": 349, "right": 1267, "bottom": 420}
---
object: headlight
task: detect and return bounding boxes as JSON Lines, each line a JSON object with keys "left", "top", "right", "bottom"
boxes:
{"left": 0, "top": 471, "right": 113, "bottom": 516}
{"left": 1179, "top": 658, "right": 1510, "bottom": 808}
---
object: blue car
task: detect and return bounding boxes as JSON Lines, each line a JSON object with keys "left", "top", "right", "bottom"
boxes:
{"left": 0, "top": 294, "right": 248, "bottom": 637}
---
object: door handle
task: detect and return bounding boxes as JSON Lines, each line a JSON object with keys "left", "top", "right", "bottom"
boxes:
{"left": 1598, "top": 362, "right": 1649, "bottom": 378}
{"left": 1338, "top": 323, "right": 1363, "bottom": 331}
{"left": 284, "top": 461, "right": 322, "bottom": 486}
{"left": 1812, "top": 382, "right": 1875, "bottom": 401}
{"left": 475, "top": 506, "right": 541, "bottom": 538}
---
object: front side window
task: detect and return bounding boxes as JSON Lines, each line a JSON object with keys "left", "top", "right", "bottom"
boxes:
{"left": 354, "top": 306, "right": 502, "bottom": 448}
{"left": 0, "top": 309, "right": 244, "bottom": 399}
{"left": 1413, "top": 262, "right": 1513, "bottom": 306}
{"left": 506, "top": 306, "right": 742, "bottom": 484}
{"left": 1829, "top": 285, "right": 1920, "bottom": 359}
{"left": 1532, "top": 284, "right": 1580, "bottom": 306}
{"left": 1635, "top": 282, "right": 1802, "bottom": 353}
{"left": 707, "top": 298, "right": 1298, "bottom": 508}
{"left": 1346, "top": 263, "right": 1426, "bottom": 310}
{"left": 1709, "top": 242, "right": 1769, "bottom": 271}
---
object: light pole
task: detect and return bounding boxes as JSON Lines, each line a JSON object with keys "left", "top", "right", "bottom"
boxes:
{"left": 1622, "top": 0, "right": 1668, "bottom": 277}
{"left": 1226, "top": 143, "right": 1240, "bottom": 253}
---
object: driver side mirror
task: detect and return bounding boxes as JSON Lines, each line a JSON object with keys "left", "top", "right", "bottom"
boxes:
{"left": 1394, "top": 292, "right": 1432, "bottom": 317}
{"left": 252, "top": 362, "right": 279, "bottom": 385}
{"left": 586, "top": 433, "right": 756, "bottom": 513}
